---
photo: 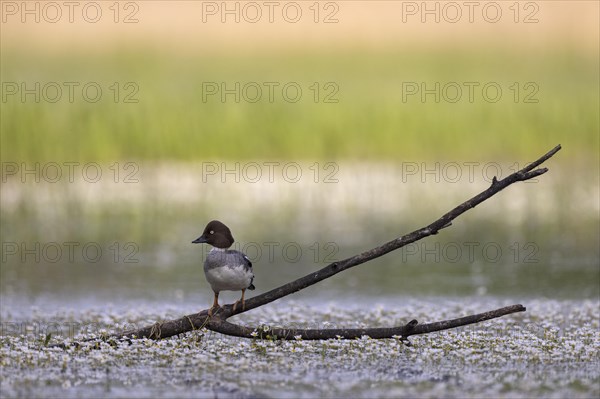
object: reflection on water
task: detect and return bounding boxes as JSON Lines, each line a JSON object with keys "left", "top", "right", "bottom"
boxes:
{"left": 1, "top": 162, "right": 598, "bottom": 310}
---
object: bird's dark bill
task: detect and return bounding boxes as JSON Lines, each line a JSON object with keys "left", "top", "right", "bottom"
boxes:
{"left": 192, "top": 236, "right": 208, "bottom": 244}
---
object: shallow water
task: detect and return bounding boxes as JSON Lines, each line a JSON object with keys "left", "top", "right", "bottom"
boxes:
{"left": 1, "top": 298, "right": 599, "bottom": 399}
{"left": 1, "top": 163, "right": 598, "bottom": 303}
{"left": 1, "top": 164, "right": 599, "bottom": 398}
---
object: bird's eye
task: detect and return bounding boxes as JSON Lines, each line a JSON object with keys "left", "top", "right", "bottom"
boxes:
{"left": 210, "top": 230, "right": 214, "bottom": 234}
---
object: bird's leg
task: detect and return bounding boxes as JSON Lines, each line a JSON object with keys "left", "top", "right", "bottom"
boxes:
{"left": 233, "top": 289, "right": 246, "bottom": 313}
{"left": 208, "top": 292, "right": 219, "bottom": 316}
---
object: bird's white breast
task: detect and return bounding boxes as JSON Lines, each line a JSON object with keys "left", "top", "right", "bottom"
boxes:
{"left": 205, "top": 264, "right": 253, "bottom": 292}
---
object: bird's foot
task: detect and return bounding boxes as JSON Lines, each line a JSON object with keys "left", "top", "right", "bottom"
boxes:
{"left": 208, "top": 305, "right": 221, "bottom": 317}
{"left": 232, "top": 300, "right": 245, "bottom": 313}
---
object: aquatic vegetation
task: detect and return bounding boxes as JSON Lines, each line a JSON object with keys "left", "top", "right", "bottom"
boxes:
{"left": 1, "top": 298, "right": 598, "bottom": 398}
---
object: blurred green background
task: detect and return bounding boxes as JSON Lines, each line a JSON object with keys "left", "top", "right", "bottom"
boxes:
{"left": 1, "top": 1, "right": 598, "bottom": 308}
{"left": 2, "top": 48, "right": 598, "bottom": 162}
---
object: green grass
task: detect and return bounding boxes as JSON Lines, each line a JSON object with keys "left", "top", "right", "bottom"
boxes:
{"left": 1, "top": 47, "right": 598, "bottom": 162}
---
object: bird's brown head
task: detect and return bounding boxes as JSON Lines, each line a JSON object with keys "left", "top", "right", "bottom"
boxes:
{"left": 192, "top": 220, "right": 235, "bottom": 249}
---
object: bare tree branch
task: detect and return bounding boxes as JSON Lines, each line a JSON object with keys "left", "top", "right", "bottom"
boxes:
{"left": 55, "top": 145, "right": 560, "bottom": 347}
{"left": 206, "top": 304, "right": 526, "bottom": 341}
